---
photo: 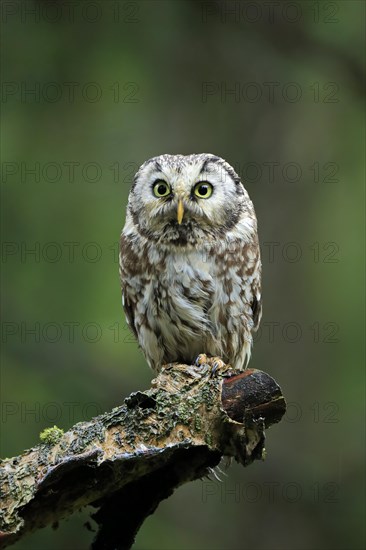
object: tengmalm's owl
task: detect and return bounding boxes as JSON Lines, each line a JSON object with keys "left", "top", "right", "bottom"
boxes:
{"left": 119, "top": 154, "right": 262, "bottom": 372}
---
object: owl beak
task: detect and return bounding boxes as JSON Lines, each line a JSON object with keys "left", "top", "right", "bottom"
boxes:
{"left": 177, "top": 199, "right": 184, "bottom": 224}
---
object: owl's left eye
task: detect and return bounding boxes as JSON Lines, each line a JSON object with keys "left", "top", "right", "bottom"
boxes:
{"left": 193, "top": 181, "right": 213, "bottom": 199}
{"left": 153, "top": 180, "right": 171, "bottom": 197}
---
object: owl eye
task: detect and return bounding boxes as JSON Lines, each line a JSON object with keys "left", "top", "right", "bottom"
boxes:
{"left": 193, "top": 182, "right": 213, "bottom": 199}
{"left": 153, "top": 180, "right": 171, "bottom": 198}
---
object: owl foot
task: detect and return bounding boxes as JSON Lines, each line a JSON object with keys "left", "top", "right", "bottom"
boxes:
{"left": 194, "top": 354, "right": 233, "bottom": 377}
{"left": 195, "top": 353, "right": 209, "bottom": 367}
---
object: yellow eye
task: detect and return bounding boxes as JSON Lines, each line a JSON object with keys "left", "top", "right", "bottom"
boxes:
{"left": 193, "top": 181, "right": 213, "bottom": 199}
{"left": 153, "top": 180, "right": 171, "bottom": 197}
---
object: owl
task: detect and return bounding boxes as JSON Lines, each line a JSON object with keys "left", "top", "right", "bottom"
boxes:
{"left": 119, "top": 154, "right": 262, "bottom": 373}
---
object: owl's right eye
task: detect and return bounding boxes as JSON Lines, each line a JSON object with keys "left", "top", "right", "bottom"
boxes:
{"left": 153, "top": 180, "right": 171, "bottom": 198}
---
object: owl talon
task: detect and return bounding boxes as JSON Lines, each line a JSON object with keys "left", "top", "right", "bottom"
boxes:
{"left": 195, "top": 353, "right": 208, "bottom": 367}
{"left": 209, "top": 358, "right": 226, "bottom": 377}
{"left": 194, "top": 355, "right": 229, "bottom": 376}
{"left": 210, "top": 361, "right": 220, "bottom": 377}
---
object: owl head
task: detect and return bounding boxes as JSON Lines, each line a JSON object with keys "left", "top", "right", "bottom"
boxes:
{"left": 124, "top": 154, "right": 257, "bottom": 247}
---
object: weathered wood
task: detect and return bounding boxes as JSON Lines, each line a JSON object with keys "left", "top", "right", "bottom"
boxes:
{"left": 0, "top": 363, "right": 286, "bottom": 550}
{"left": 222, "top": 368, "right": 286, "bottom": 427}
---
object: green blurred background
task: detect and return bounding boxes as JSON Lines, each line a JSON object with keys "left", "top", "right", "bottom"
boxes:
{"left": 1, "top": 1, "right": 365, "bottom": 548}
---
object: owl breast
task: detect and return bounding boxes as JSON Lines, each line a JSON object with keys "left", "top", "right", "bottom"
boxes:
{"left": 121, "top": 235, "right": 254, "bottom": 371}
{"left": 149, "top": 250, "right": 216, "bottom": 363}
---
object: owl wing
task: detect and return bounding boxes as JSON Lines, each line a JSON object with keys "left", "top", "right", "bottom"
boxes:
{"left": 119, "top": 235, "right": 138, "bottom": 339}
{"left": 121, "top": 286, "right": 138, "bottom": 339}
{"left": 250, "top": 276, "right": 262, "bottom": 332}
{"left": 244, "top": 240, "right": 262, "bottom": 332}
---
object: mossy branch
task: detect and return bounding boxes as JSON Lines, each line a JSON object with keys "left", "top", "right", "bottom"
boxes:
{"left": 0, "top": 363, "right": 286, "bottom": 550}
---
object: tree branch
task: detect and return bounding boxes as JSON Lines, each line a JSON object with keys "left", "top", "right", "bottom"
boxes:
{"left": 0, "top": 363, "right": 286, "bottom": 550}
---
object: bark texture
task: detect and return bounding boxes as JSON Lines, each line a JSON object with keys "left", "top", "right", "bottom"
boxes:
{"left": 0, "top": 363, "right": 286, "bottom": 549}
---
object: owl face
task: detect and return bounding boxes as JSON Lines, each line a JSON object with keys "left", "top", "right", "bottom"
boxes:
{"left": 125, "top": 154, "right": 256, "bottom": 247}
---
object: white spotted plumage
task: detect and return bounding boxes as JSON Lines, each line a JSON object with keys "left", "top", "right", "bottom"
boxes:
{"left": 119, "top": 154, "right": 262, "bottom": 372}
